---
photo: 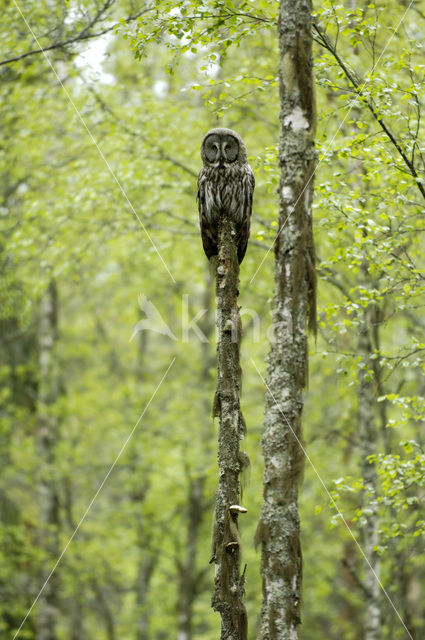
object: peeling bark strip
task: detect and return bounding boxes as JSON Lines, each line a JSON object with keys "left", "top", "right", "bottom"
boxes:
{"left": 256, "top": 1, "right": 316, "bottom": 639}
{"left": 211, "top": 216, "right": 247, "bottom": 640}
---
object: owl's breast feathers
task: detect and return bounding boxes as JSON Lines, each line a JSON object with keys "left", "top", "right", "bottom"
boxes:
{"left": 197, "top": 164, "right": 254, "bottom": 264}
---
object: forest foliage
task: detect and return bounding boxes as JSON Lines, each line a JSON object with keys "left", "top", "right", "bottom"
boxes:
{"left": 1, "top": 0, "right": 425, "bottom": 638}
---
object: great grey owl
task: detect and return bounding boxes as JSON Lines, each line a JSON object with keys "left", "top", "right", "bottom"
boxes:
{"left": 197, "top": 128, "right": 255, "bottom": 264}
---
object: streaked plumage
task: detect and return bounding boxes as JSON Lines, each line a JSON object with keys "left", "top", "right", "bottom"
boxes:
{"left": 197, "top": 128, "right": 254, "bottom": 264}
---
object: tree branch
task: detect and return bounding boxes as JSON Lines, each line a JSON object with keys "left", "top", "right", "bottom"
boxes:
{"left": 0, "top": 7, "right": 151, "bottom": 68}
{"left": 313, "top": 21, "right": 425, "bottom": 201}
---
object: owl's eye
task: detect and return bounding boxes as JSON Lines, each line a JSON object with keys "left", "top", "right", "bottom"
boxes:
{"left": 222, "top": 137, "right": 238, "bottom": 162}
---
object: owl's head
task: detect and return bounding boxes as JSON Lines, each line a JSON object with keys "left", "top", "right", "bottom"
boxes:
{"left": 200, "top": 128, "right": 248, "bottom": 167}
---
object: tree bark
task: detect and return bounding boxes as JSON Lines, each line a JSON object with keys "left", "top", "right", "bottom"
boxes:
{"left": 211, "top": 216, "right": 247, "bottom": 639}
{"left": 37, "top": 278, "right": 60, "bottom": 640}
{"left": 256, "top": 0, "right": 316, "bottom": 638}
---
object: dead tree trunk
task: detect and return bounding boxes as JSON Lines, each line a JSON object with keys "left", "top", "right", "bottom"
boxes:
{"left": 211, "top": 216, "right": 247, "bottom": 640}
{"left": 256, "top": 0, "right": 316, "bottom": 637}
{"left": 37, "top": 278, "right": 60, "bottom": 640}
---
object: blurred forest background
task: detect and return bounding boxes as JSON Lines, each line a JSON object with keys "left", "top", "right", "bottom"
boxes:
{"left": 1, "top": 0, "right": 425, "bottom": 638}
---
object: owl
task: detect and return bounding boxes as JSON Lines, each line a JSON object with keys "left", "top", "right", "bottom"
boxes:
{"left": 197, "top": 128, "right": 255, "bottom": 264}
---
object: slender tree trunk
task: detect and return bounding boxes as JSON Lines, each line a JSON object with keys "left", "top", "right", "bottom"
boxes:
{"left": 135, "top": 542, "right": 154, "bottom": 640}
{"left": 62, "top": 476, "right": 87, "bottom": 639}
{"left": 133, "top": 479, "right": 155, "bottom": 640}
{"left": 371, "top": 314, "right": 419, "bottom": 637}
{"left": 177, "top": 475, "right": 206, "bottom": 640}
{"left": 340, "top": 2, "right": 382, "bottom": 625}
{"left": 133, "top": 328, "right": 156, "bottom": 640}
{"left": 211, "top": 215, "right": 247, "bottom": 639}
{"left": 91, "top": 579, "right": 116, "bottom": 640}
{"left": 395, "top": 555, "right": 418, "bottom": 640}
{"left": 177, "top": 278, "right": 215, "bottom": 640}
{"left": 67, "top": 591, "right": 86, "bottom": 640}
{"left": 37, "top": 278, "right": 60, "bottom": 640}
{"left": 358, "top": 307, "right": 381, "bottom": 640}
{"left": 256, "top": 0, "right": 316, "bottom": 637}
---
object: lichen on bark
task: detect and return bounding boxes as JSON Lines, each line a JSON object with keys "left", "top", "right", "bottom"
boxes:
{"left": 256, "top": 0, "right": 317, "bottom": 638}
{"left": 211, "top": 214, "right": 247, "bottom": 640}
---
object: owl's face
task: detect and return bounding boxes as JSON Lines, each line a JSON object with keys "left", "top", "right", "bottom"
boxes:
{"left": 201, "top": 128, "right": 247, "bottom": 167}
{"left": 203, "top": 132, "right": 239, "bottom": 165}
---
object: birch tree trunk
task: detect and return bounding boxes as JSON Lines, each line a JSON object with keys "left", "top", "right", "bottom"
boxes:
{"left": 211, "top": 217, "right": 247, "bottom": 640}
{"left": 37, "top": 279, "right": 60, "bottom": 640}
{"left": 256, "top": 0, "right": 316, "bottom": 638}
